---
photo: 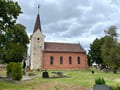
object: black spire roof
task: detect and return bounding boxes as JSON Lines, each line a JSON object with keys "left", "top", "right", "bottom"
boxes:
{"left": 33, "top": 14, "right": 42, "bottom": 33}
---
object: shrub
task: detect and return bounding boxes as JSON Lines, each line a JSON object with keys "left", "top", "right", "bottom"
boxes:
{"left": 12, "top": 62, "right": 22, "bottom": 80}
{"left": 6, "top": 62, "right": 15, "bottom": 78}
{"left": 95, "top": 77, "right": 106, "bottom": 85}
{"left": 111, "top": 86, "right": 120, "bottom": 90}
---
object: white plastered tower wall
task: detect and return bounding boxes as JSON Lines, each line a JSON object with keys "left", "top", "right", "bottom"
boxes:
{"left": 30, "top": 12, "right": 45, "bottom": 70}
{"left": 30, "top": 28, "right": 45, "bottom": 70}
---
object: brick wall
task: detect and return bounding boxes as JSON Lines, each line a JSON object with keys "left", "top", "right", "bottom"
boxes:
{"left": 42, "top": 52, "right": 88, "bottom": 70}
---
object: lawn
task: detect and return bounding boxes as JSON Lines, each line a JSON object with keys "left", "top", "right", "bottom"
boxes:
{"left": 0, "top": 69, "right": 120, "bottom": 90}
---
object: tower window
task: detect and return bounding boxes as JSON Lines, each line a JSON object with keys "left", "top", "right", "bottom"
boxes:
{"left": 50, "top": 56, "right": 54, "bottom": 65}
{"left": 60, "top": 56, "right": 63, "bottom": 64}
{"left": 69, "top": 56, "right": 72, "bottom": 64}
{"left": 37, "top": 37, "right": 40, "bottom": 40}
{"left": 78, "top": 56, "right": 80, "bottom": 64}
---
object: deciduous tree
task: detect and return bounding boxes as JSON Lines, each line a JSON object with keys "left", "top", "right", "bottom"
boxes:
{"left": 89, "top": 38, "right": 104, "bottom": 65}
{"left": 101, "top": 26, "right": 120, "bottom": 73}
{"left": 0, "top": 0, "right": 29, "bottom": 63}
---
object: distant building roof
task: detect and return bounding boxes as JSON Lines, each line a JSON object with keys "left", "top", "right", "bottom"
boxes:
{"left": 44, "top": 42, "right": 85, "bottom": 53}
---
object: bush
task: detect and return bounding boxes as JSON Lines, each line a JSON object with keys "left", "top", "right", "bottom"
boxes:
{"left": 95, "top": 77, "right": 105, "bottom": 85}
{"left": 12, "top": 62, "right": 22, "bottom": 80}
{"left": 6, "top": 62, "right": 15, "bottom": 78}
{"left": 111, "top": 86, "right": 120, "bottom": 90}
{"left": 6, "top": 62, "right": 22, "bottom": 80}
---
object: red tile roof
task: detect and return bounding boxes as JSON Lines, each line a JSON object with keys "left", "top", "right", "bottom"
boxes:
{"left": 44, "top": 42, "right": 85, "bottom": 53}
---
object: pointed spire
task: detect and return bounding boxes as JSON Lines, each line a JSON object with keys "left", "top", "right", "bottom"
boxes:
{"left": 33, "top": 5, "right": 42, "bottom": 33}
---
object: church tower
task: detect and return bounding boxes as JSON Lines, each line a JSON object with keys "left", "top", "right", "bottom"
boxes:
{"left": 30, "top": 6, "right": 45, "bottom": 70}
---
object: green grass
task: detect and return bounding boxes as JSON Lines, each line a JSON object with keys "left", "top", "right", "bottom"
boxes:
{"left": 48, "top": 69, "right": 120, "bottom": 87}
{"left": 0, "top": 69, "right": 120, "bottom": 90}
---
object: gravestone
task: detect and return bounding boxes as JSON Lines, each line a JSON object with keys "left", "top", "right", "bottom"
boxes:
{"left": 92, "top": 70, "right": 94, "bottom": 74}
{"left": 42, "top": 71, "right": 49, "bottom": 78}
{"left": 57, "top": 72, "right": 62, "bottom": 77}
{"left": 93, "top": 85, "right": 110, "bottom": 90}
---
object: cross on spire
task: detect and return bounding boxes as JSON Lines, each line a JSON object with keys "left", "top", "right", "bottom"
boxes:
{"left": 38, "top": 4, "right": 40, "bottom": 14}
{"left": 33, "top": 4, "right": 42, "bottom": 33}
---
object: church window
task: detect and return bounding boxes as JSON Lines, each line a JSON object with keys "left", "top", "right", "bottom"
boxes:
{"left": 78, "top": 56, "right": 80, "bottom": 64}
{"left": 60, "top": 56, "right": 63, "bottom": 64}
{"left": 50, "top": 56, "right": 54, "bottom": 65}
{"left": 69, "top": 56, "right": 72, "bottom": 64}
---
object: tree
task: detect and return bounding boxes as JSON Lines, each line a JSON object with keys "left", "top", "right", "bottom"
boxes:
{"left": 3, "top": 24, "right": 29, "bottom": 63}
{"left": 101, "top": 26, "right": 120, "bottom": 73}
{"left": 0, "top": 0, "right": 22, "bottom": 60}
{"left": 0, "top": 0, "right": 29, "bottom": 63}
{"left": 105, "top": 26, "right": 117, "bottom": 38}
{"left": 0, "top": 0, "right": 21, "bottom": 27}
{"left": 5, "top": 43, "right": 26, "bottom": 63}
{"left": 87, "top": 52, "right": 92, "bottom": 66}
{"left": 5, "top": 24, "right": 29, "bottom": 48}
{"left": 89, "top": 38, "right": 104, "bottom": 65}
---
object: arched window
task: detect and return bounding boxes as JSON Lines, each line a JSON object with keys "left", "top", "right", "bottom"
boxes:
{"left": 78, "top": 56, "right": 80, "bottom": 64}
{"left": 69, "top": 56, "right": 72, "bottom": 64}
{"left": 60, "top": 56, "right": 63, "bottom": 64}
{"left": 50, "top": 56, "right": 54, "bottom": 65}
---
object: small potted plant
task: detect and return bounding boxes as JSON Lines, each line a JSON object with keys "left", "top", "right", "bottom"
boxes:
{"left": 93, "top": 77, "right": 110, "bottom": 90}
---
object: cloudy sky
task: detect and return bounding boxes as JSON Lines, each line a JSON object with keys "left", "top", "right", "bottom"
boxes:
{"left": 16, "top": 0, "right": 120, "bottom": 51}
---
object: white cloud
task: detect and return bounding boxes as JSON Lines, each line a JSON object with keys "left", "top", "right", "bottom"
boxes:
{"left": 15, "top": 0, "right": 120, "bottom": 51}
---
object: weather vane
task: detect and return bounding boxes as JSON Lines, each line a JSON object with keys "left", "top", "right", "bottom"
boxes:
{"left": 38, "top": 4, "right": 40, "bottom": 14}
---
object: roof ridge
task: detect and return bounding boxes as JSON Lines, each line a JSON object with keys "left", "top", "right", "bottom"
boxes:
{"left": 45, "top": 42, "right": 79, "bottom": 45}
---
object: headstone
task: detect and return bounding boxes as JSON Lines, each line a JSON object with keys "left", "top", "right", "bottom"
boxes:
{"left": 28, "top": 73, "right": 36, "bottom": 76}
{"left": 92, "top": 70, "right": 94, "bottom": 74}
{"left": 93, "top": 85, "right": 110, "bottom": 90}
{"left": 42, "top": 71, "right": 49, "bottom": 78}
{"left": 57, "top": 72, "right": 62, "bottom": 77}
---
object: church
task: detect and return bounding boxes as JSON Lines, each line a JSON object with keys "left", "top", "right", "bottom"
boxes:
{"left": 30, "top": 12, "right": 88, "bottom": 70}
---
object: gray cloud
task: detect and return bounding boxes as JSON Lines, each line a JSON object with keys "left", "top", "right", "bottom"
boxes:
{"left": 16, "top": 0, "right": 120, "bottom": 51}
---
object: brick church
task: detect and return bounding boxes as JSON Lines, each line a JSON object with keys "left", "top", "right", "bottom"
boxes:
{"left": 30, "top": 13, "right": 88, "bottom": 70}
